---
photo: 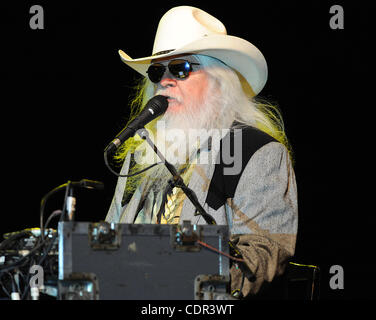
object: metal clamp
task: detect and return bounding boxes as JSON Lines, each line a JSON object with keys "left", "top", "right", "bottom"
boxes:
{"left": 88, "top": 221, "right": 121, "bottom": 250}
{"left": 194, "top": 274, "right": 235, "bottom": 300}
{"left": 58, "top": 272, "right": 99, "bottom": 300}
{"left": 171, "top": 221, "right": 201, "bottom": 252}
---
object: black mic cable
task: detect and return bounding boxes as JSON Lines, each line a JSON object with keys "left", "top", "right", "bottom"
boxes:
{"left": 39, "top": 179, "right": 104, "bottom": 241}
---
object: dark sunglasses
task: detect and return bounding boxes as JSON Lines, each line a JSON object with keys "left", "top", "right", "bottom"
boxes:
{"left": 146, "top": 59, "right": 200, "bottom": 83}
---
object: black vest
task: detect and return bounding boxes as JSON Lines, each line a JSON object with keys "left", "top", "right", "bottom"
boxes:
{"left": 205, "top": 125, "right": 277, "bottom": 210}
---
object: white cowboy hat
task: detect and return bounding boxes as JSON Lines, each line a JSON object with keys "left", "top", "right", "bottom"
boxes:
{"left": 118, "top": 6, "right": 268, "bottom": 96}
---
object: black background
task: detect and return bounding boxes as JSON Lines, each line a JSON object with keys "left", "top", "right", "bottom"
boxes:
{"left": 2, "top": 1, "right": 373, "bottom": 300}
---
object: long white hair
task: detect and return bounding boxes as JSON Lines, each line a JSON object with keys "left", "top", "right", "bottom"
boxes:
{"left": 113, "top": 54, "right": 292, "bottom": 194}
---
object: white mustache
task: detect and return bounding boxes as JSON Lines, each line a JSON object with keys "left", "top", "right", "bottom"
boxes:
{"left": 155, "top": 91, "right": 182, "bottom": 103}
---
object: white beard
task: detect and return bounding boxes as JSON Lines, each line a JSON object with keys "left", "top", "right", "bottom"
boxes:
{"left": 132, "top": 80, "right": 235, "bottom": 193}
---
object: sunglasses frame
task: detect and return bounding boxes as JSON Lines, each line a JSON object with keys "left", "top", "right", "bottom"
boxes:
{"left": 146, "top": 59, "right": 200, "bottom": 83}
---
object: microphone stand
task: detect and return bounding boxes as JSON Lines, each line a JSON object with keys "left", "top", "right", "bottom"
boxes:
{"left": 137, "top": 128, "right": 217, "bottom": 225}
{"left": 128, "top": 128, "right": 256, "bottom": 288}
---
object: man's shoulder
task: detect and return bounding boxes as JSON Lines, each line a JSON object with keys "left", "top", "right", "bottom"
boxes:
{"left": 222, "top": 123, "right": 278, "bottom": 163}
{"left": 230, "top": 123, "right": 277, "bottom": 151}
{"left": 206, "top": 124, "right": 279, "bottom": 210}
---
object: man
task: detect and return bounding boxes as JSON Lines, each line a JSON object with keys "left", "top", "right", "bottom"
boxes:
{"left": 105, "top": 6, "right": 298, "bottom": 297}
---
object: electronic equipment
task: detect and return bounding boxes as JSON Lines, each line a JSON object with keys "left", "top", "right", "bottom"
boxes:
{"left": 58, "top": 221, "right": 231, "bottom": 300}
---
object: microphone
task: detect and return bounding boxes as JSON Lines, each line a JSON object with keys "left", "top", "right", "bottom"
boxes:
{"left": 104, "top": 95, "right": 168, "bottom": 154}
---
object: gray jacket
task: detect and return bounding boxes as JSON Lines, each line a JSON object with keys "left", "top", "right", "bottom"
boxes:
{"left": 105, "top": 130, "right": 298, "bottom": 296}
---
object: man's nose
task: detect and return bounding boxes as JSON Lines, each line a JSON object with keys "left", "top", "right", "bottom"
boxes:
{"left": 160, "top": 72, "right": 177, "bottom": 88}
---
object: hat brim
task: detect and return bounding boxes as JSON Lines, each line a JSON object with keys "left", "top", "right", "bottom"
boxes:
{"left": 118, "top": 34, "right": 267, "bottom": 96}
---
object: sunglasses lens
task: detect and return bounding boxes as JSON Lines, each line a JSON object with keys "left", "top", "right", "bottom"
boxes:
{"left": 147, "top": 60, "right": 196, "bottom": 83}
{"left": 147, "top": 64, "right": 166, "bottom": 83}
{"left": 168, "top": 60, "right": 191, "bottom": 79}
